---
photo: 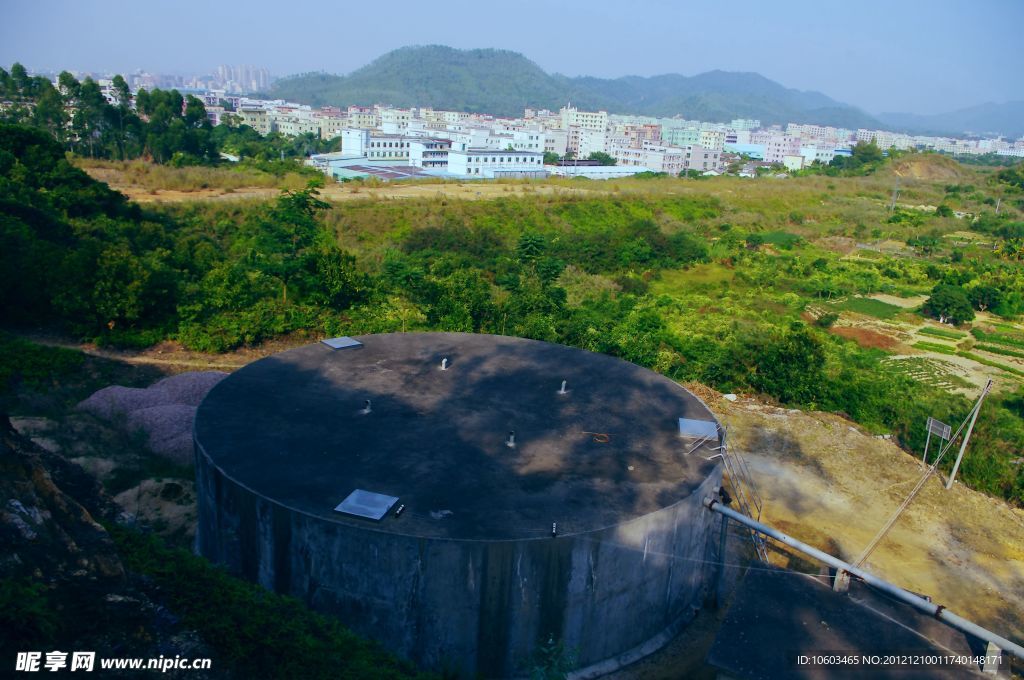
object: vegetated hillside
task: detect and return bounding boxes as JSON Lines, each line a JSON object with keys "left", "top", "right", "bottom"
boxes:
{"left": 5, "top": 120, "right": 1024, "bottom": 506}
{"left": 270, "top": 45, "right": 881, "bottom": 127}
{"left": 878, "top": 100, "right": 1024, "bottom": 139}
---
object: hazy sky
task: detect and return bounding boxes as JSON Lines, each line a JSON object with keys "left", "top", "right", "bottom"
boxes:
{"left": 2, "top": 0, "right": 1021, "bottom": 115}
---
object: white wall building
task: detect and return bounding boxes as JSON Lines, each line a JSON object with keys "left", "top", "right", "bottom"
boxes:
{"left": 408, "top": 139, "right": 451, "bottom": 169}
{"left": 447, "top": 149, "right": 546, "bottom": 178}
{"left": 560, "top": 106, "right": 608, "bottom": 132}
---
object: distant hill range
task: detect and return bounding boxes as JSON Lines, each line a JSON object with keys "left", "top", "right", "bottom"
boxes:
{"left": 877, "top": 101, "right": 1024, "bottom": 140}
{"left": 270, "top": 45, "right": 883, "bottom": 129}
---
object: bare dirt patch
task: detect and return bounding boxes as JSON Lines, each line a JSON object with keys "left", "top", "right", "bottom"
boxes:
{"left": 829, "top": 325, "right": 900, "bottom": 350}
{"left": 887, "top": 155, "right": 968, "bottom": 182}
{"left": 609, "top": 389, "right": 1024, "bottom": 679}
{"left": 92, "top": 173, "right": 601, "bottom": 204}
{"left": 867, "top": 293, "right": 928, "bottom": 309}
{"left": 716, "top": 398, "right": 1024, "bottom": 646}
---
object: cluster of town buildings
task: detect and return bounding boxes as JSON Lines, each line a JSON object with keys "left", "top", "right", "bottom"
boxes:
{"left": 60, "top": 73, "right": 1024, "bottom": 181}
{"left": 41, "top": 65, "right": 274, "bottom": 96}
{"left": 205, "top": 96, "right": 1023, "bottom": 181}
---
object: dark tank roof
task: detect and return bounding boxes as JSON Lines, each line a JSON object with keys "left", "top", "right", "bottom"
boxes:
{"left": 194, "top": 333, "right": 720, "bottom": 540}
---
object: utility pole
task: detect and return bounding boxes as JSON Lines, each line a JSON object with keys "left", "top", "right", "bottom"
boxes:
{"left": 946, "top": 380, "right": 993, "bottom": 489}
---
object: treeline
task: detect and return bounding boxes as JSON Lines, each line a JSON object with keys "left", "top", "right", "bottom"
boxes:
{"left": 0, "top": 62, "right": 338, "bottom": 166}
{"left": 0, "top": 124, "right": 356, "bottom": 349}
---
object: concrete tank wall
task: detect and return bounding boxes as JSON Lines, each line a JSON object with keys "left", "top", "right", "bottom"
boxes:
{"left": 196, "top": 438, "right": 723, "bottom": 677}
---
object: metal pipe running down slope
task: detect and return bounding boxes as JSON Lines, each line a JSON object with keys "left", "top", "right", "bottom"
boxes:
{"left": 703, "top": 497, "right": 1024, "bottom": 662}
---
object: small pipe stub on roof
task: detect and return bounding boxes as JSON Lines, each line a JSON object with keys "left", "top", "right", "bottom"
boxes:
{"left": 558, "top": 379, "right": 568, "bottom": 395}
{"left": 551, "top": 522, "right": 558, "bottom": 537}
{"left": 359, "top": 399, "right": 372, "bottom": 415}
{"left": 506, "top": 431, "right": 516, "bottom": 448}
{"left": 441, "top": 357, "right": 449, "bottom": 371}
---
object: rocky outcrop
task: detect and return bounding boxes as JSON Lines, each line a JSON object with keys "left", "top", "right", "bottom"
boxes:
{"left": 0, "top": 416, "right": 213, "bottom": 673}
{"left": 77, "top": 372, "right": 226, "bottom": 466}
{"left": 0, "top": 416, "right": 123, "bottom": 585}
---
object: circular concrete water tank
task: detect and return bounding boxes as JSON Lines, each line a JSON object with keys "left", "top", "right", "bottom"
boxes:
{"left": 194, "top": 333, "right": 723, "bottom": 677}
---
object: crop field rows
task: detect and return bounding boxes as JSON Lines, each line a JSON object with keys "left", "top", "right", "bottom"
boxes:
{"left": 881, "top": 356, "right": 974, "bottom": 390}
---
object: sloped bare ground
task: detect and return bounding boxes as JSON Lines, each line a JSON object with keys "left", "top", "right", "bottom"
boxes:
{"left": 717, "top": 397, "right": 1024, "bottom": 645}
{"left": 608, "top": 391, "right": 1023, "bottom": 679}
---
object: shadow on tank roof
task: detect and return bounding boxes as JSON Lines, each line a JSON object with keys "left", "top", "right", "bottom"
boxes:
{"left": 194, "top": 332, "right": 721, "bottom": 540}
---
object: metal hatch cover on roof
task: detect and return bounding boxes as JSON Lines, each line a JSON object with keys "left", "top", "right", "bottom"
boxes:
{"left": 321, "top": 336, "right": 363, "bottom": 350}
{"left": 678, "top": 417, "right": 719, "bottom": 440}
{"left": 334, "top": 489, "right": 399, "bottom": 520}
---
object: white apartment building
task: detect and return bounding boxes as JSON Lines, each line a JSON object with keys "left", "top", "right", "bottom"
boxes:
{"left": 545, "top": 129, "right": 568, "bottom": 156}
{"left": 347, "top": 107, "right": 379, "bottom": 129}
{"left": 576, "top": 128, "right": 608, "bottom": 159}
{"left": 764, "top": 134, "right": 802, "bottom": 164}
{"left": 447, "top": 149, "right": 546, "bottom": 178}
{"left": 380, "top": 108, "right": 413, "bottom": 134}
{"left": 730, "top": 118, "right": 761, "bottom": 131}
{"left": 664, "top": 127, "right": 701, "bottom": 147}
{"left": 341, "top": 130, "right": 415, "bottom": 162}
{"left": 682, "top": 144, "right": 723, "bottom": 172}
{"left": 560, "top": 106, "right": 608, "bottom": 132}
{"left": 609, "top": 142, "right": 685, "bottom": 174}
{"left": 408, "top": 139, "right": 451, "bottom": 169}
{"left": 511, "top": 129, "right": 545, "bottom": 153}
{"left": 235, "top": 107, "right": 271, "bottom": 135}
{"left": 699, "top": 129, "right": 726, "bottom": 151}
{"left": 799, "top": 145, "right": 836, "bottom": 166}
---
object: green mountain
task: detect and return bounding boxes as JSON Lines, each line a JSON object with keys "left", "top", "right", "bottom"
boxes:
{"left": 270, "top": 45, "right": 881, "bottom": 128}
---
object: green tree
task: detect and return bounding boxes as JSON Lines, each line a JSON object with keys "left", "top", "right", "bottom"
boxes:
{"left": 241, "top": 184, "right": 330, "bottom": 303}
{"left": 923, "top": 284, "right": 975, "bottom": 325}
{"left": 968, "top": 285, "right": 1002, "bottom": 312}
{"left": 516, "top": 231, "right": 545, "bottom": 263}
{"left": 586, "top": 151, "right": 616, "bottom": 166}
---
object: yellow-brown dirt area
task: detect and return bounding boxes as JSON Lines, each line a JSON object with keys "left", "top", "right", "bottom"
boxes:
{"left": 718, "top": 398, "right": 1024, "bottom": 644}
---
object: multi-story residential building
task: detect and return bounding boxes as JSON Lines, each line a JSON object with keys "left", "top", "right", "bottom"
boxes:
{"left": 380, "top": 108, "right": 413, "bottom": 134}
{"left": 236, "top": 107, "right": 271, "bottom": 135}
{"left": 799, "top": 145, "right": 836, "bottom": 166}
{"left": 730, "top": 118, "right": 761, "bottom": 131}
{"left": 341, "top": 129, "right": 415, "bottom": 161}
{"left": 408, "top": 139, "right": 452, "bottom": 169}
{"left": 609, "top": 141, "right": 685, "bottom": 174}
{"left": 575, "top": 128, "right": 608, "bottom": 159}
{"left": 510, "top": 129, "right": 545, "bottom": 153}
{"left": 560, "top": 106, "right": 608, "bottom": 132}
{"left": 271, "top": 107, "right": 322, "bottom": 137}
{"left": 699, "top": 129, "right": 726, "bottom": 151}
{"left": 447, "top": 149, "right": 546, "bottom": 178}
{"left": 763, "top": 134, "right": 802, "bottom": 164}
{"left": 664, "top": 127, "right": 701, "bottom": 147}
{"left": 347, "top": 106, "right": 379, "bottom": 129}
{"left": 316, "top": 113, "right": 348, "bottom": 139}
{"left": 624, "top": 124, "right": 662, "bottom": 147}
{"left": 545, "top": 129, "right": 568, "bottom": 156}
{"left": 682, "top": 144, "right": 723, "bottom": 172}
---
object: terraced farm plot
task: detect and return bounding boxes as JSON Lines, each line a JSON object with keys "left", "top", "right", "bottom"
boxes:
{"left": 918, "top": 325, "right": 965, "bottom": 340}
{"left": 882, "top": 356, "right": 974, "bottom": 390}
{"left": 828, "top": 296, "right": 905, "bottom": 319}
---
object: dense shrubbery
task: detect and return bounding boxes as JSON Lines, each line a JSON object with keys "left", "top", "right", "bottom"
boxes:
{"left": 0, "top": 124, "right": 361, "bottom": 350}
